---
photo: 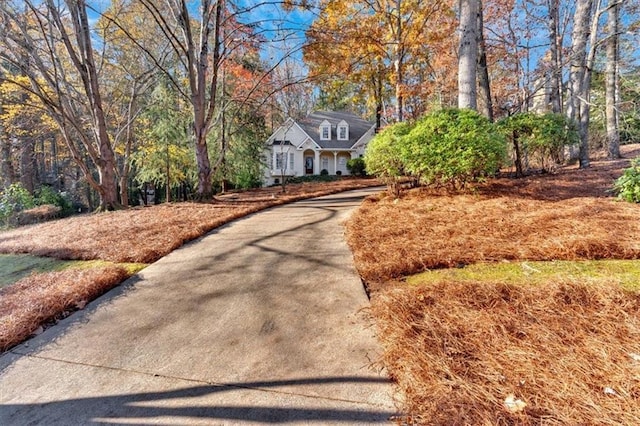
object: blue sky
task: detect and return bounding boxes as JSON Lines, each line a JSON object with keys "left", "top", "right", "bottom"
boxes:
{"left": 86, "top": 1, "right": 314, "bottom": 65}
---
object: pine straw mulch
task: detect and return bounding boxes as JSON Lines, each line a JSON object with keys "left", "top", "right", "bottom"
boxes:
{"left": 0, "top": 266, "right": 129, "bottom": 352}
{"left": 347, "top": 145, "right": 640, "bottom": 286}
{"left": 372, "top": 280, "right": 640, "bottom": 425}
{"left": 345, "top": 144, "right": 640, "bottom": 424}
{"left": 0, "top": 178, "right": 379, "bottom": 264}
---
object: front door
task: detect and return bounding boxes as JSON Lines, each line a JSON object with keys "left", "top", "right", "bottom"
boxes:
{"left": 305, "top": 156, "right": 314, "bottom": 174}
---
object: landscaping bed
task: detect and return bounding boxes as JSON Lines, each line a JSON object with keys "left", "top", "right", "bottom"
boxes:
{"left": 346, "top": 144, "right": 640, "bottom": 424}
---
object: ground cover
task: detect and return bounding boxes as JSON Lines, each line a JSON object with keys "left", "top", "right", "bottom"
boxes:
{"left": 408, "top": 259, "right": 640, "bottom": 290}
{"left": 345, "top": 144, "right": 640, "bottom": 424}
{"left": 0, "top": 254, "right": 78, "bottom": 289}
{"left": 0, "top": 178, "right": 379, "bottom": 352}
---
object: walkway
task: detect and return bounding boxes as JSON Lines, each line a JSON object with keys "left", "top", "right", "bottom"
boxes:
{"left": 0, "top": 187, "right": 395, "bottom": 425}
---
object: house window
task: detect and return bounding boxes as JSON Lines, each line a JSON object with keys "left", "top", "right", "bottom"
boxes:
{"left": 319, "top": 120, "right": 331, "bottom": 140}
{"left": 337, "top": 121, "right": 349, "bottom": 140}
{"left": 275, "top": 152, "right": 285, "bottom": 170}
{"left": 338, "top": 157, "right": 346, "bottom": 171}
{"left": 321, "top": 157, "right": 329, "bottom": 171}
{"left": 289, "top": 152, "right": 294, "bottom": 170}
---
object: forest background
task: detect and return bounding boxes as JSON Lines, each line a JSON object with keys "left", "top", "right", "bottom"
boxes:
{"left": 0, "top": 0, "right": 638, "bottom": 213}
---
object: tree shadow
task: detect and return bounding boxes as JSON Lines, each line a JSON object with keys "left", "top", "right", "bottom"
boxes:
{"left": 1, "top": 377, "right": 396, "bottom": 424}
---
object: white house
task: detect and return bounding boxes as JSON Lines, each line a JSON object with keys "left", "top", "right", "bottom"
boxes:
{"left": 263, "top": 111, "right": 376, "bottom": 186}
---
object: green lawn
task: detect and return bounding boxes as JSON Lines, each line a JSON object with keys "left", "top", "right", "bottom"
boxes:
{"left": 0, "top": 254, "right": 146, "bottom": 289}
{"left": 407, "top": 259, "right": 640, "bottom": 291}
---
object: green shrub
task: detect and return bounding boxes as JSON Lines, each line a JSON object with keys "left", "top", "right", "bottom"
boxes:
{"left": 498, "top": 112, "right": 579, "bottom": 175}
{"left": 320, "top": 169, "right": 329, "bottom": 176}
{"left": 0, "top": 183, "right": 36, "bottom": 227}
{"left": 364, "top": 122, "right": 413, "bottom": 195}
{"left": 614, "top": 158, "right": 640, "bottom": 203}
{"left": 346, "top": 157, "right": 367, "bottom": 176}
{"left": 35, "top": 186, "right": 73, "bottom": 214}
{"left": 402, "top": 108, "right": 506, "bottom": 188}
{"left": 287, "top": 174, "right": 338, "bottom": 184}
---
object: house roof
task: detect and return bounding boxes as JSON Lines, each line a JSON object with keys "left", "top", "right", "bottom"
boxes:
{"left": 297, "top": 111, "right": 375, "bottom": 150}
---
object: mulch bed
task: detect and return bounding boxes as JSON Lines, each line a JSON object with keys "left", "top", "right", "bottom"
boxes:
{"left": 373, "top": 280, "right": 640, "bottom": 425}
{"left": 0, "top": 266, "right": 129, "bottom": 352}
{"left": 345, "top": 144, "right": 640, "bottom": 424}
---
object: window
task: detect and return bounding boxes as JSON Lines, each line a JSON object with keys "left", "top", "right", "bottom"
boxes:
{"left": 337, "top": 120, "right": 349, "bottom": 140}
{"left": 338, "top": 157, "right": 346, "bottom": 171}
{"left": 289, "top": 152, "right": 294, "bottom": 171}
{"left": 319, "top": 120, "right": 331, "bottom": 140}
{"left": 275, "top": 152, "right": 285, "bottom": 170}
{"left": 321, "top": 157, "right": 329, "bottom": 171}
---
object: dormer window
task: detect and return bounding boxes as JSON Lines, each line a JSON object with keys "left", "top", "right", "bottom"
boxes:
{"left": 337, "top": 120, "right": 349, "bottom": 141}
{"left": 319, "top": 120, "right": 331, "bottom": 140}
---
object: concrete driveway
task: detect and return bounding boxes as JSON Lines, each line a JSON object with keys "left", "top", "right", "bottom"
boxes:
{"left": 0, "top": 187, "right": 395, "bottom": 425}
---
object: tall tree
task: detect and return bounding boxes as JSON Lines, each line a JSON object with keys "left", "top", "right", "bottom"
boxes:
{"left": 98, "top": 0, "right": 171, "bottom": 206}
{"left": 605, "top": 0, "right": 621, "bottom": 159}
{"left": 305, "top": 0, "right": 452, "bottom": 122}
{"left": 476, "top": 0, "right": 493, "bottom": 120}
{"left": 136, "top": 0, "right": 226, "bottom": 199}
{"left": 458, "top": 0, "right": 479, "bottom": 109}
{"left": 566, "top": 0, "right": 595, "bottom": 168}
{"left": 547, "top": 0, "right": 563, "bottom": 114}
{"left": 0, "top": 0, "right": 121, "bottom": 210}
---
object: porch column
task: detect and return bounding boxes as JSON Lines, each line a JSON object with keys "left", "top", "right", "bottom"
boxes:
{"left": 333, "top": 151, "right": 338, "bottom": 174}
{"left": 315, "top": 150, "right": 320, "bottom": 174}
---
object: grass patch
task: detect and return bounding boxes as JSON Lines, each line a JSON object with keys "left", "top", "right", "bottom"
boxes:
{"left": 408, "top": 259, "right": 640, "bottom": 291}
{"left": 0, "top": 254, "right": 78, "bottom": 288}
{"left": 0, "top": 254, "right": 146, "bottom": 289}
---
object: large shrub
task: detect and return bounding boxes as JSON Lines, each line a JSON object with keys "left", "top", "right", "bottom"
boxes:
{"left": 498, "top": 112, "right": 578, "bottom": 175}
{"left": 402, "top": 108, "right": 506, "bottom": 188}
{"left": 35, "top": 185, "right": 73, "bottom": 214}
{"left": 614, "top": 157, "right": 640, "bottom": 203}
{"left": 0, "top": 183, "right": 35, "bottom": 227}
{"left": 346, "top": 157, "right": 367, "bottom": 176}
{"left": 364, "top": 122, "right": 413, "bottom": 195}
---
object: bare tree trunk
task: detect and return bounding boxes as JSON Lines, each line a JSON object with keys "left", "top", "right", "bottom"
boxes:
{"left": 71, "top": 1, "right": 120, "bottom": 210}
{"left": 0, "top": 100, "right": 15, "bottom": 189}
{"left": 566, "top": 0, "right": 595, "bottom": 168}
{"left": 605, "top": 0, "right": 621, "bottom": 159}
{"left": 19, "top": 138, "right": 36, "bottom": 193}
{"left": 548, "top": 0, "right": 562, "bottom": 114}
{"left": 476, "top": 0, "right": 493, "bottom": 121}
{"left": 0, "top": 137, "right": 16, "bottom": 189}
{"left": 394, "top": 0, "right": 404, "bottom": 122}
{"left": 394, "top": 54, "right": 404, "bottom": 122}
{"left": 458, "top": 0, "right": 478, "bottom": 110}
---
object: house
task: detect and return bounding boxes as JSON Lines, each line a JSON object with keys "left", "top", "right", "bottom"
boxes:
{"left": 263, "top": 111, "right": 376, "bottom": 186}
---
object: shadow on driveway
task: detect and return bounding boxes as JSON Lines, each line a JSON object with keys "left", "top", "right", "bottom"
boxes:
{"left": 2, "top": 376, "right": 395, "bottom": 424}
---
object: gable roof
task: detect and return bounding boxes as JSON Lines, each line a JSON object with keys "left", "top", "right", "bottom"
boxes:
{"left": 297, "top": 111, "right": 375, "bottom": 149}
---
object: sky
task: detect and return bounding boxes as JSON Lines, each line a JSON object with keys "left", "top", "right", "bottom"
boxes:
{"left": 85, "top": 0, "right": 315, "bottom": 62}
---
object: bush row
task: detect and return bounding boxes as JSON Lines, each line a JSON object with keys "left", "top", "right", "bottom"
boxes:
{"left": 615, "top": 158, "right": 640, "bottom": 203}
{"left": 0, "top": 184, "right": 73, "bottom": 227}
{"left": 364, "top": 108, "right": 579, "bottom": 195}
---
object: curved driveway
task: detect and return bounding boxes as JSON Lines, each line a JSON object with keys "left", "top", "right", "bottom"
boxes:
{"left": 0, "top": 187, "right": 395, "bottom": 425}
